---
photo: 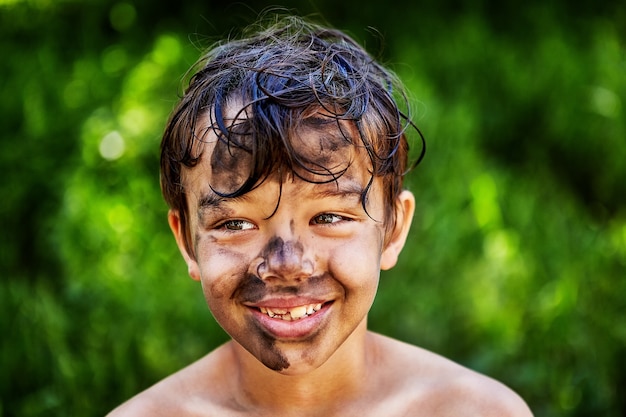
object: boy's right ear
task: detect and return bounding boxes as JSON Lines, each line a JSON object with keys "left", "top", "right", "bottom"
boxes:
{"left": 167, "top": 210, "right": 201, "bottom": 281}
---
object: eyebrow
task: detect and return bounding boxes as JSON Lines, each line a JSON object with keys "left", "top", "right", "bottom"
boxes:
{"left": 309, "top": 181, "right": 366, "bottom": 202}
{"left": 197, "top": 192, "right": 222, "bottom": 210}
{"left": 197, "top": 191, "right": 253, "bottom": 211}
{"left": 197, "top": 181, "right": 365, "bottom": 212}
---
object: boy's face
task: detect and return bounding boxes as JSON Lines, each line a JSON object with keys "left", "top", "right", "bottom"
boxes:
{"left": 168, "top": 110, "right": 414, "bottom": 375}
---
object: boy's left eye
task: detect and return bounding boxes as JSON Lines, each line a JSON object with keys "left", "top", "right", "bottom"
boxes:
{"left": 311, "top": 213, "right": 345, "bottom": 225}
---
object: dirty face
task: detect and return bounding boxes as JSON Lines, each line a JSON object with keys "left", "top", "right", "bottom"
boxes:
{"left": 168, "top": 109, "right": 414, "bottom": 375}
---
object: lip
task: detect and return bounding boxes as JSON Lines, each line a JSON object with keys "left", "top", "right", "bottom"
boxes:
{"left": 247, "top": 300, "right": 333, "bottom": 340}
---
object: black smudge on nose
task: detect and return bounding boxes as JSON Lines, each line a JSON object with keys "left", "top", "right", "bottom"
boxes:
{"left": 233, "top": 236, "right": 309, "bottom": 303}
{"left": 262, "top": 236, "right": 284, "bottom": 259}
{"left": 261, "top": 236, "right": 304, "bottom": 263}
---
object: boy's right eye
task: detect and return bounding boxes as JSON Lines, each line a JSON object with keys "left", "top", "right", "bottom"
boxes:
{"left": 218, "top": 219, "right": 255, "bottom": 231}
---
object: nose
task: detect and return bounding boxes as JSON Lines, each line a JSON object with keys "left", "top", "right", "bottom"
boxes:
{"left": 256, "top": 236, "right": 314, "bottom": 282}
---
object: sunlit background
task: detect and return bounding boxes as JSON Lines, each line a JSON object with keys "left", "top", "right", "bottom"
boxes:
{"left": 1, "top": 1, "right": 625, "bottom": 416}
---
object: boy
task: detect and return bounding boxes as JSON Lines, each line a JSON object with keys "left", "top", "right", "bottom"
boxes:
{"left": 109, "top": 15, "right": 532, "bottom": 416}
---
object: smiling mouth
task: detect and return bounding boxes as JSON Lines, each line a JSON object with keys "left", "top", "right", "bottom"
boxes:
{"left": 258, "top": 303, "right": 324, "bottom": 321}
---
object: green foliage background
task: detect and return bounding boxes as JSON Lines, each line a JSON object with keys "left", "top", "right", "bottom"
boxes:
{"left": 1, "top": 0, "right": 625, "bottom": 416}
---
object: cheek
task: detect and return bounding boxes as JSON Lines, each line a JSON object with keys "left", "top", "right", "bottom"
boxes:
{"left": 326, "top": 232, "right": 383, "bottom": 292}
{"left": 195, "top": 241, "right": 251, "bottom": 308}
{"left": 195, "top": 239, "right": 291, "bottom": 371}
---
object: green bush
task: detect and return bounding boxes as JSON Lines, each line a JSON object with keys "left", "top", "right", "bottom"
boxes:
{"left": 1, "top": 1, "right": 624, "bottom": 416}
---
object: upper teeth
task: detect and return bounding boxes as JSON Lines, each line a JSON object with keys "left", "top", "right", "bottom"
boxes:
{"left": 259, "top": 303, "right": 323, "bottom": 320}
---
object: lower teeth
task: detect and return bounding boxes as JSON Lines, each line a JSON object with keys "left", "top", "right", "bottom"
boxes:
{"left": 268, "top": 312, "right": 308, "bottom": 321}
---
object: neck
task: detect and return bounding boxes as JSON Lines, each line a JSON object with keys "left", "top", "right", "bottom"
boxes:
{"left": 230, "top": 321, "right": 373, "bottom": 413}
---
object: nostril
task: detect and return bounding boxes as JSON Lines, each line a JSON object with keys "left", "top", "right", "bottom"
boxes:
{"left": 256, "top": 261, "right": 268, "bottom": 279}
{"left": 247, "top": 256, "right": 267, "bottom": 280}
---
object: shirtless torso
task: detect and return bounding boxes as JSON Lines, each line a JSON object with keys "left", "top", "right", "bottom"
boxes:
{"left": 108, "top": 329, "right": 532, "bottom": 417}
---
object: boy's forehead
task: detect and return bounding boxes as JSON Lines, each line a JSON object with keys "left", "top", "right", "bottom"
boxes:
{"left": 184, "top": 107, "right": 370, "bottom": 193}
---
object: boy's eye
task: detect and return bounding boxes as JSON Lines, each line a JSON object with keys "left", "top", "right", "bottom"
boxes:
{"left": 220, "top": 219, "right": 255, "bottom": 231}
{"left": 312, "top": 213, "right": 344, "bottom": 225}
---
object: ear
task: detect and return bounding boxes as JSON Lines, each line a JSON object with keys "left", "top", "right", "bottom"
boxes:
{"left": 380, "top": 190, "right": 415, "bottom": 271}
{"left": 168, "top": 209, "right": 201, "bottom": 281}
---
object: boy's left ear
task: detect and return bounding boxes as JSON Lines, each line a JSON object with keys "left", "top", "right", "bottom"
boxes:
{"left": 380, "top": 190, "right": 415, "bottom": 270}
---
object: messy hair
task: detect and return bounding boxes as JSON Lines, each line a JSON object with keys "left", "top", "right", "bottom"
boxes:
{"left": 160, "top": 15, "right": 425, "bottom": 255}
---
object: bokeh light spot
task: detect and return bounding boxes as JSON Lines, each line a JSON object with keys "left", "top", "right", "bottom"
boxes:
{"left": 99, "top": 131, "right": 126, "bottom": 160}
{"left": 590, "top": 86, "right": 621, "bottom": 118}
{"left": 102, "top": 46, "right": 128, "bottom": 75}
{"left": 107, "top": 203, "right": 133, "bottom": 234}
{"left": 470, "top": 174, "right": 502, "bottom": 229}
{"left": 109, "top": 2, "right": 136, "bottom": 32}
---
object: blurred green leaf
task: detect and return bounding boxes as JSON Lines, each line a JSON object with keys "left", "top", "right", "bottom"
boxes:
{"left": 2, "top": 1, "right": 625, "bottom": 416}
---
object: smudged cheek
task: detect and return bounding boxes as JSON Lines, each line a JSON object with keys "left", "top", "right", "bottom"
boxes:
{"left": 194, "top": 242, "right": 251, "bottom": 323}
{"left": 195, "top": 243, "right": 292, "bottom": 371}
{"left": 193, "top": 241, "right": 290, "bottom": 371}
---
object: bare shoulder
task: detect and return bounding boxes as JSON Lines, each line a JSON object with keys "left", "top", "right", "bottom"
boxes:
{"left": 106, "top": 392, "right": 166, "bottom": 417}
{"left": 368, "top": 332, "right": 533, "bottom": 417}
{"left": 420, "top": 366, "right": 534, "bottom": 417}
{"left": 106, "top": 343, "right": 236, "bottom": 417}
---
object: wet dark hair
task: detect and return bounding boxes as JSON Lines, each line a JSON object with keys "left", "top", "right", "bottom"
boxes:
{"left": 160, "top": 15, "right": 425, "bottom": 256}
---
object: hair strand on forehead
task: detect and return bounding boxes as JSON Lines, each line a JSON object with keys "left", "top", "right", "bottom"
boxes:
{"left": 160, "top": 14, "right": 425, "bottom": 257}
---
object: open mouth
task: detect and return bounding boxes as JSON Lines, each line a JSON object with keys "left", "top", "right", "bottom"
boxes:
{"left": 257, "top": 303, "right": 326, "bottom": 321}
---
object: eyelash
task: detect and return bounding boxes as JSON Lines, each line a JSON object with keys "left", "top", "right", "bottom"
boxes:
{"left": 214, "top": 213, "right": 350, "bottom": 231}
{"left": 311, "top": 213, "right": 349, "bottom": 225}
{"left": 216, "top": 219, "right": 255, "bottom": 231}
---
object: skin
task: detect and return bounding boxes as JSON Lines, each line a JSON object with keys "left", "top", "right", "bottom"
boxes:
{"left": 182, "top": 138, "right": 400, "bottom": 377}
{"left": 108, "top": 112, "right": 534, "bottom": 416}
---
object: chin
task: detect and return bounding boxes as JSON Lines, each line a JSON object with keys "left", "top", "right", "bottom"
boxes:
{"left": 270, "top": 341, "right": 340, "bottom": 376}
{"left": 269, "top": 358, "right": 324, "bottom": 376}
